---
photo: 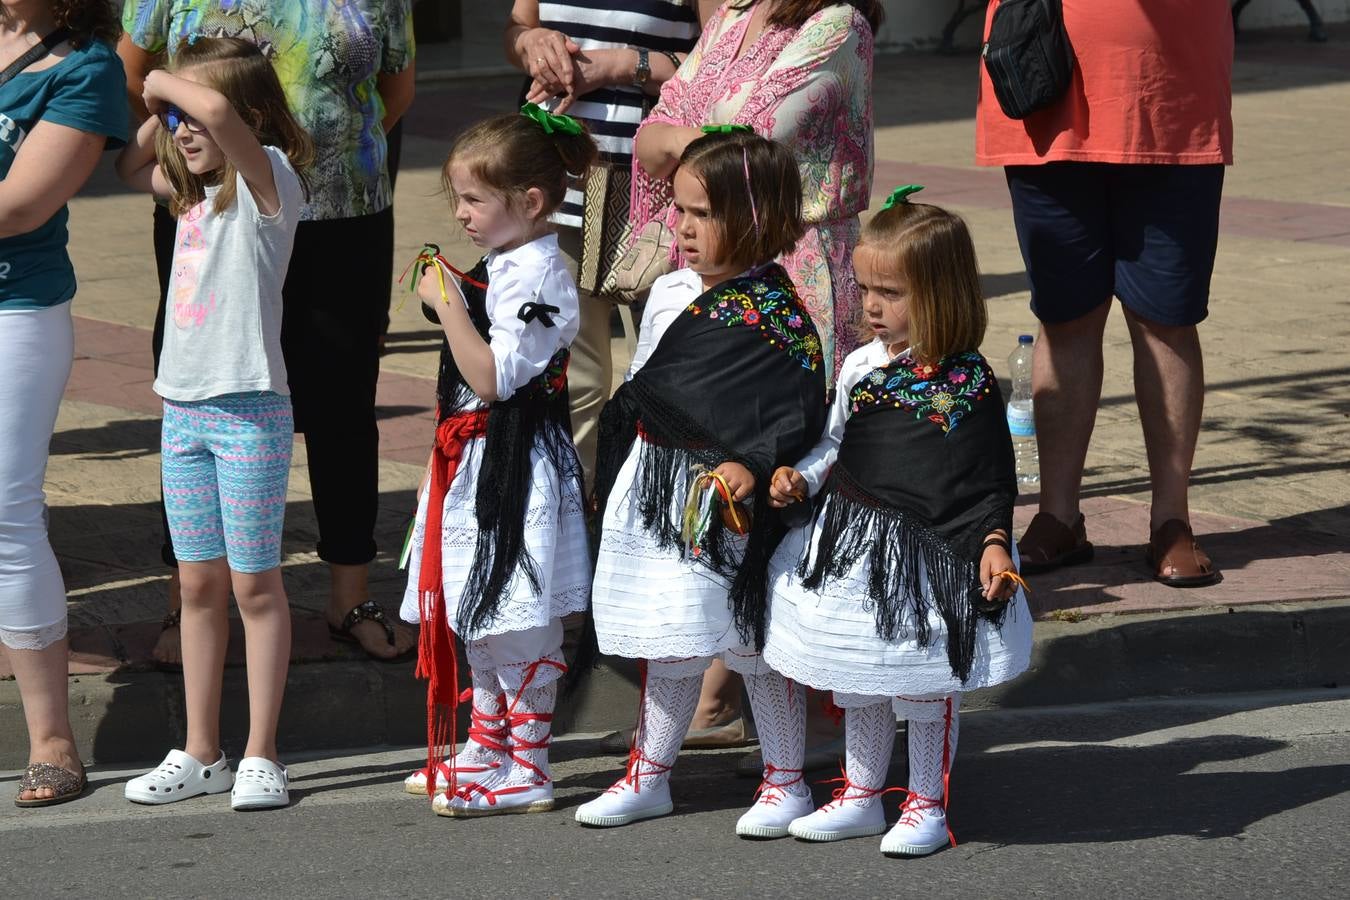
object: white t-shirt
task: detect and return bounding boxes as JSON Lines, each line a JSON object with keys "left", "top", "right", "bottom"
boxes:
{"left": 154, "top": 146, "right": 303, "bottom": 402}
{"left": 793, "top": 338, "right": 906, "bottom": 496}
{"left": 457, "top": 232, "right": 581, "bottom": 407}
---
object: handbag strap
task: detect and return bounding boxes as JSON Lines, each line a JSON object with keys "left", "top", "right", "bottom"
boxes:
{"left": 0, "top": 27, "right": 72, "bottom": 90}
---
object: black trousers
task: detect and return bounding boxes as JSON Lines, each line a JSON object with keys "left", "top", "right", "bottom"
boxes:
{"left": 150, "top": 203, "right": 394, "bottom": 567}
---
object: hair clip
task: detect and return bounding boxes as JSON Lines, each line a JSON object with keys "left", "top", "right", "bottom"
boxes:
{"left": 881, "top": 184, "right": 925, "bottom": 210}
{"left": 701, "top": 123, "right": 753, "bottom": 134}
{"left": 520, "top": 103, "right": 583, "bottom": 136}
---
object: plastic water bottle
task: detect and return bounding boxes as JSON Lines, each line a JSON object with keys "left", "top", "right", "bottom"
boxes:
{"left": 1007, "top": 334, "right": 1040, "bottom": 490}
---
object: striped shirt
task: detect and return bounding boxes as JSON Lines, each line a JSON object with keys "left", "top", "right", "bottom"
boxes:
{"left": 538, "top": 0, "right": 700, "bottom": 227}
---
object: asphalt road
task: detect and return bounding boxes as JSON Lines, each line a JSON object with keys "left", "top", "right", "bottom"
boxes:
{"left": 4, "top": 689, "right": 1349, "bottom": 899}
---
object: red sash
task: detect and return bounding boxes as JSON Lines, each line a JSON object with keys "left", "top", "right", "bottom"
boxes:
{"left": 415, "top": 409, "right": 490, "bottom": 796}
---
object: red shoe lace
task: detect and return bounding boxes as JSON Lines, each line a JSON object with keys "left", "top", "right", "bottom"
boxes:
{"left": 752, "top": 764, "right": 805, "bottom": 806}
{"left": 817, "top": 766, "right": 905, "bottom": 810}
{"left": 416, "top": 694, "right": 510, "bottom": 783}
{"left": 447, "top": 658, "right": 567, "bottom": 807}
{"left": 897, "top": 790, "right": 956, "bottom": 848}
{"left": 612, "top": 748, "right": 671, "bottom": 795}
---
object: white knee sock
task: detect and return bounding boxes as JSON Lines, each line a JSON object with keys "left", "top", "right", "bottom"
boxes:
{"left": 628, "top": 670, "right": 703, "bottom": 791}
{"left": 841, "top": 702, "right": 897, "bottom": 807}
{"left": 744, "top": 670, "right": 809, "bottom": 798}
{"left": 908, "top": 702, "right": 959, "bottom": 805}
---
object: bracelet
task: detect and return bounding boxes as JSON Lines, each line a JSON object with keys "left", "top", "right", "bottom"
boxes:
{"left": 657, "top": 49, "right": 682, "bottom": 72}
{"left": 982, "top": 536, "right": 1010, "bottom": 551}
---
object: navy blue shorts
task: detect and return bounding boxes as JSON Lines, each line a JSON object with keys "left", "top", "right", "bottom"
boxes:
{"left": 1005, "top": 163, "right": 1224, "bottom": 327}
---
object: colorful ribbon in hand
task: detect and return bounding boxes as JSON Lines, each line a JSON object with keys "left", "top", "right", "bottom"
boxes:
{"left": 681, "top": 467, "right": 749, "bottom": 556}
{"left": 701, "top": 123, "right": 753, "bottom": 135}
{"left": 881, "top": 184, "right": 925, "bottom": 210}
{"left": 520, "top": 102, "right": 583, "bottom": 136}
{"left": 397, "top": 242, "right": 487, "bottom": 306}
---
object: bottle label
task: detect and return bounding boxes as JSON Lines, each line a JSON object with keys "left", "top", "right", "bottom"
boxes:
{"left": 1007, "top": 405, "right": 1035, "bottom": 437}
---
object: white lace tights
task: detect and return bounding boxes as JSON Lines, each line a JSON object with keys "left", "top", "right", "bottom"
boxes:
{"left": 498, "top": 678, "right": 557, "bottom": 788}
{"left": 459, "top": 667, "right": 507, "bottom": 768}
{"left": 630, "top": 670, "right": 703, "bottom": 790}
{"left": 843, "top": 702, "right": 897, "bottom": 807}
{"left": 744, "top": 670, "right": 809, "bottom": 798}
{"left": 908, "top": 705, "right": 959, "bottom": 802}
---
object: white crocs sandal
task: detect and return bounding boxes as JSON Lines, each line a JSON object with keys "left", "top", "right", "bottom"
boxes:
{"left": 125, "top": 749, "right": 232, "bottom": 805}
{"left": 230, "top": 757, "right": 289, "bottom": 811}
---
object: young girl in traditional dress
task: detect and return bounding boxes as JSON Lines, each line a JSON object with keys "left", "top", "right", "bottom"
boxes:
{"left": 115, "top": 38, "right": 312, "bottom": 811}
{"left": 399, "top": 106, "right": 597, "bottom": 818}
{"left": 756, "top": 187, "right": 1033, "bottom": 855}
{"left": 575, "top": 130, "right": 828, "bottom": 828}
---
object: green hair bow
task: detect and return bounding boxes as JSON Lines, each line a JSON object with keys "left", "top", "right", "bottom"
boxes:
{"left": 701, "top": 123, "right": 753, "bottom": 135}
{"left": 881, "top": 184, "right": 925, "bottom": 210}
{"left": 520, "top": 102, "right": 583, "bottom": 136}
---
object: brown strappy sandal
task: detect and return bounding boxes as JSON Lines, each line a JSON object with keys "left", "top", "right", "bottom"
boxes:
{"left": 1148, "top": 519, "right": 1222, "bottom": 588}
{"left": 1016, "top": 512, "right": 1094, "bottom": 574}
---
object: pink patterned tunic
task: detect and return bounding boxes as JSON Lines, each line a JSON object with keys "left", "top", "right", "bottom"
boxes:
{"left": 632, "top": 2, "right": 874, "bottom": 381}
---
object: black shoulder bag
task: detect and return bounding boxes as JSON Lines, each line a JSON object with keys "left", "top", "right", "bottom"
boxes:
{"left": 0, "top": 28, "right": 72, "bottom": 89}
{"left": 982, "top": 0, "right": 1075, "bottom": 120}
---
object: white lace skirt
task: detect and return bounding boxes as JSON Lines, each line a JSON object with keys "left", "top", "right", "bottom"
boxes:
{"left": 400, "top": 434, "right": 591, "bottom": 642}
{"left": 761, "top": 501, "right": 1033, "bottom": 698}
{"left": 591, "top": 439, "right": 747, "bottom": 660}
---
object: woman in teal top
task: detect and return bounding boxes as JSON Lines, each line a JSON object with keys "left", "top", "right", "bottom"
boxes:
{"left": 0, "top": 0, "right": 126, "bottom": 807}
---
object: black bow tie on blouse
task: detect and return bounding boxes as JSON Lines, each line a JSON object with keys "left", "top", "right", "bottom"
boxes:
{"left": 517, "top": 301, "right": 560, "bottom": 328}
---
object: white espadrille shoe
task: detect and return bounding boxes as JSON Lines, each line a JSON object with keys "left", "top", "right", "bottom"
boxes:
{"left": 880, "top": 793, "right": 952, "bottom": 857}
{"left": 735, "top": 784, "right": 816, "bottom": 839}
{"left": 574, "top": 777, "right": 673, "bottom": 827}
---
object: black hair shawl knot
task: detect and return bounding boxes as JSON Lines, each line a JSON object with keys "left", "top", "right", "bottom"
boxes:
{"left": 590, "top": 265, "right": 828, "bottom": 648}
{"left": 422, "top": 259, "right": 583, "bottom": 637}
{"left": 795, "top": 350, "right": 1018, "bottom": 683}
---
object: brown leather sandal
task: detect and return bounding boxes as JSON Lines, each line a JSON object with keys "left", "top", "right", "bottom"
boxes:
{"left": 1148, "top": 519, "right": 1221, "bottom": 588}
{"left": 1016, "top": 512, "right": 1094, "bottom": 574}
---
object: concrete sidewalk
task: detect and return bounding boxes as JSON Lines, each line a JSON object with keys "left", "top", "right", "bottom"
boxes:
{"left": 3, "top": 27, "right": 1349, "bottom": 766}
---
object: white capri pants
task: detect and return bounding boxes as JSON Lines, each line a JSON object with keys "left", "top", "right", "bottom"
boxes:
{"left": 0, "top": 302, "right": 73, "bottom": 650}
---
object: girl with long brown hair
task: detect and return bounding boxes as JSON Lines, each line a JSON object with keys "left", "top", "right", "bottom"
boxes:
{"left": 115, "top": 36, "right": 312, "bottom": 811}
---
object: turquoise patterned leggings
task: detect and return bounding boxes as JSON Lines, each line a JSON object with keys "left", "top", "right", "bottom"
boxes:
{"left": 161, "top": 392, "right": 293, "bottom": 574}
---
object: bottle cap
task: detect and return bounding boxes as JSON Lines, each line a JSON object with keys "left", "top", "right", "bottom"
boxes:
{"left": 1018, "top": 334, "right": 1034, "bottom": 344}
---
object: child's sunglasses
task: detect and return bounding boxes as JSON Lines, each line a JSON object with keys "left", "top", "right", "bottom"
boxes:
{"left": 159, "top": 105, "right": 207, "bottom": 134}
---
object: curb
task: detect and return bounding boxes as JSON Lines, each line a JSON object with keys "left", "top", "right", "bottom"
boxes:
{"left": 4, "top": 599, "right": 1348, "bottom": 768}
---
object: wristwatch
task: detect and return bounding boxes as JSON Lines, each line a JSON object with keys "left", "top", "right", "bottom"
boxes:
{"left": 631, "top": 47, "right": 651, "bottom": 87}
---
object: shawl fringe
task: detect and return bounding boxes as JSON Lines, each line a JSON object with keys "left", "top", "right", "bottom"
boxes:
{"left": 592, "top": 379, "right": 777, "bottom": 648}
{"left": 798, "top": 468, "right": 1010, "bottom": 683}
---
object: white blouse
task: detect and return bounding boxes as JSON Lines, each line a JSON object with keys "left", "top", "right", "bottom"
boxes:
{"left": 453, "top": 233, "right": 579, "bottom": 407}
{"left": 793, "top": 338, "right": 906, "bottom": 496}
{"left": 625, "top": 267, "right": 703, "bottom": 379}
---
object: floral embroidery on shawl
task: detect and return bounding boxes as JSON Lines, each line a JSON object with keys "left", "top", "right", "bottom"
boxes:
{"left": 688, "top": 273, "right": 823, "bottom": 372}
{"left": 849, "top": 351, "right": 995, "bottom": 434}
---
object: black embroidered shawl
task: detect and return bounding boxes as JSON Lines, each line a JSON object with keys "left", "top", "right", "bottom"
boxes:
{"left": 593, "top": 264, "right": 828, "bottom": 647}
{"left": 797, "top": 350, "right": 1017, "bottom": 681}
{"left": 421, "top": 259, "right": 581, "bottom": 636}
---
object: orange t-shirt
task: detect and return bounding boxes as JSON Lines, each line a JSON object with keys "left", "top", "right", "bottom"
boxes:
{"left": 975, "top": 0, "right": 1234, "bottom": 166}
